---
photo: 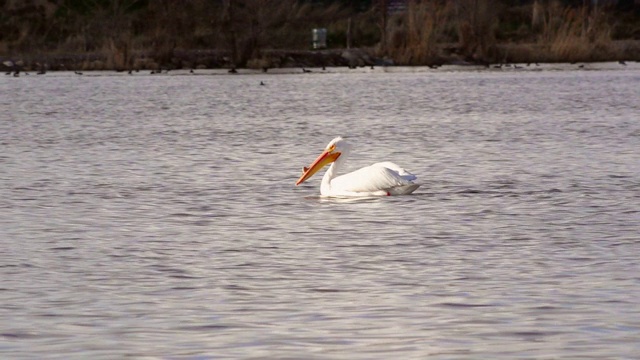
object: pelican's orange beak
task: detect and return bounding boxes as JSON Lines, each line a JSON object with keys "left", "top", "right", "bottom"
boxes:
{"left": 296, "top": 148, "right": 341, "bottom": 185}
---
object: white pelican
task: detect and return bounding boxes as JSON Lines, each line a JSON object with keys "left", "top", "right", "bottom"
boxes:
{"left": 295, "top": 137, "right": 420, "bottom": 196}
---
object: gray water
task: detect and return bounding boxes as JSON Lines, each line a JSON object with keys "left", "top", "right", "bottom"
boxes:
{"left": 1, "top": 65, "right": 640, "bottom": 359}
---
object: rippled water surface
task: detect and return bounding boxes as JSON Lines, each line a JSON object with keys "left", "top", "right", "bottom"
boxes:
{"left": 2, "top": 66, "right": 640, "bottom": 359}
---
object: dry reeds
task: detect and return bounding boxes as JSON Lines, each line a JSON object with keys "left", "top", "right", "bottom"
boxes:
{"left": 385, "top": 1, "right": 451, "bottom": 65}
{"left": 455, "top": 0, "right": 498, "bottom": 61}
{"left": 538, "top": 2, "right": 615, "bottom": 62}
{"left": 383, "top": 0, "right": 502, "bottom": 65}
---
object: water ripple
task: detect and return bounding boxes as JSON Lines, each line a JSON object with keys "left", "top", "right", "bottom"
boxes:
{"left": 1, "top": 68, "right": 639, "bottom": 359}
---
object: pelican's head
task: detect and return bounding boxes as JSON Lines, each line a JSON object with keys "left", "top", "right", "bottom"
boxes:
{"left": 295, "top": 137, "right": 349, "bottom": 186}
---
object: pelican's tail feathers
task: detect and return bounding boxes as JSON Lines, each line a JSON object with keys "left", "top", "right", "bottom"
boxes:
{"left": 387, "top": 184, "right": 420, "bottom": 196}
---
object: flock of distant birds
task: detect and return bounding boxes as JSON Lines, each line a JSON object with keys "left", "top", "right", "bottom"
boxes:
{"left": 3, "top": 59, "right": 630, "bottom": 79}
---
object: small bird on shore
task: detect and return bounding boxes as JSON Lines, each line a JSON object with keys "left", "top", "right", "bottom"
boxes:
{"left": 229, "top": 68, "right": 237, "bottom": 74}
{"left": 75, "top": 71, "right": 83, "bottom": 75}
{"left": 190, "top": 69, "right": 194, "bottom": 73}
{"left": 260, "top": 81, "right": 265, "bottom": 86}
{"left": 619, "top": 60, "right": 626, "bottom": 66}
{"left": 302, "top": 68, "right": 312, "bottom": 73}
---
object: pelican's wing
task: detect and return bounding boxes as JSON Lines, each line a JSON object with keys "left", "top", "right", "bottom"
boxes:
{"left": 331, "top": 163, "right": 417, "bottom": 193}
{"left": 370, "top": 162, "right": 418, "bottom": 182}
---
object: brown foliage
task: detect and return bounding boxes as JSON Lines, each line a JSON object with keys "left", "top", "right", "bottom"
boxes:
{"left": 1, "top": 0, "right": 638, "bottom": 68}
{"left": 454, "top": 0, "right": 498, "bottom": 61}
{"left": 385, "top": 1, "right": 452, "bottom": 65}
{"left": 538, "top": 2, "right": 616, "bottom": 62}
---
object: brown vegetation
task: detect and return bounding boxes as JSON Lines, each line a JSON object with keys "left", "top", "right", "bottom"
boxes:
{"left": 1, "top": 0, "right": 639, "bottom": 70}
{"left": 382, "top": 0, "right": 639, "bottom": 65}
{"left": 385, "top": 1, "right": 453, "bottom": 65}
{"left": 498, "top": 1, "right": 640, "bottom": 64}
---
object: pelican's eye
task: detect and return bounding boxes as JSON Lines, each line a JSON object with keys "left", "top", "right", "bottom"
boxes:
{"left": 328, "top": 144, "right": 336, "bottom": 152}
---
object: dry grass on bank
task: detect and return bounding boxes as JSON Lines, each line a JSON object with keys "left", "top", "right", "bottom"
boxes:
{"left": 542, "top": 4, "right": 613, "bottom": 62}
{"left": 465, "top": 2, "right": 631, "bottom": 64}
{"left": 382, "top": 0, "right": 503, "bottom": 65}
{"left": 385, "top": 1, "right": 453, "bottom": 65}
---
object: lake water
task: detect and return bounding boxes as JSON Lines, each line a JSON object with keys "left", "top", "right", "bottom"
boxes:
{"left": 1, "top": 64, "right": 640, "bottom": 359}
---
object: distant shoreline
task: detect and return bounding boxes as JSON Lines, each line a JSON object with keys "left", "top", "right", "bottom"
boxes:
{"left": 2, "top": 41, "right": 639, "bottom": 73}
{"left": 2, "top": 62, "right": 637, "bottom": 77}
